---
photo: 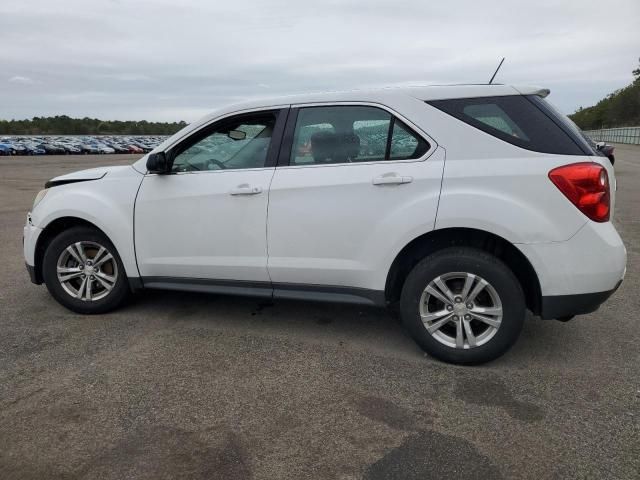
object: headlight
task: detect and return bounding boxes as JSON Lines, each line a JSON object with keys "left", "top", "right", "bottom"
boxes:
{"left": 33, "top": 189, "right": 49, "bottom": 210}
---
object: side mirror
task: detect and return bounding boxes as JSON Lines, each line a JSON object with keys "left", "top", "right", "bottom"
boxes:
{"left": 146, "top": 152, "right": 169, "bottom": 173}
{"left": 595, "top": 141, "right": 605, "bottom": 151}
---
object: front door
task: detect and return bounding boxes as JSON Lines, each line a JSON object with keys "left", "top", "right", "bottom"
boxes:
{"left": 135, "top": 109, "right": 286, "bottom": 284}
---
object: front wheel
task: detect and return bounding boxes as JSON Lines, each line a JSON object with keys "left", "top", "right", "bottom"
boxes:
{"left": 42, "top": 226, "right": 130, "bottom": 314}
{"left": 400, "top": 247, "right": 525, "bottom": 365}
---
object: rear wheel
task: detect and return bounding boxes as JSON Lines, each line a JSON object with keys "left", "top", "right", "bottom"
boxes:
{"left": 400, "top": 247, "right": 525, "bottom": 364}
{"left": 42, "top": 226, "right": 129, "bottom": 314}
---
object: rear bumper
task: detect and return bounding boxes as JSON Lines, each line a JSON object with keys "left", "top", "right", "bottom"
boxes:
{"left": 540, "top": 280, "right": 622, "bottom": 320}
{"left": 517, "top": 221, "right": 626, "bottom": 297}
{"left": 517, "top": 220, "right": 626, "bottom": 320}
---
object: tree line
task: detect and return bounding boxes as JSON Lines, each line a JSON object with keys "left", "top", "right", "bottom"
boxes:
{"left": 569, "top": 59, "right": 640, "bottom": 130}
{"left": 0, "top": 115, "right": 188, "bottom": 135}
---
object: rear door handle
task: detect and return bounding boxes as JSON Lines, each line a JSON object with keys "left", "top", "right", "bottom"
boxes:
{"left": 229, "top": 184, "right": 263, "bottom": 195}
{"left": 372, "top": 174, "right": 413, "bottom": 185}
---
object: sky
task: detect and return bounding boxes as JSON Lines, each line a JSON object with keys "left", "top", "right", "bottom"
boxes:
{"left": 1, "top": 0, "right": 639, "bottom": 122}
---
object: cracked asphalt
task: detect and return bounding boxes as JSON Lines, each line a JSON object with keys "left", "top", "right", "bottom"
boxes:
{"left": 1, "top": 146, "right": 638, "bottom": 479}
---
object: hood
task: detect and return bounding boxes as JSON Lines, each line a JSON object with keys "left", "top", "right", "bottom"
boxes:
{"left": 45, "top": 165, "right": 132, "bottom": 188}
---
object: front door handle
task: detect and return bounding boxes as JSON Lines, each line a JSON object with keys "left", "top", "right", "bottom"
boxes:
{"left": 229, "top": 184, "right": 263, "bottom": 195}
{"left": 372, "top": 174, "right": 413, "bottom": 186}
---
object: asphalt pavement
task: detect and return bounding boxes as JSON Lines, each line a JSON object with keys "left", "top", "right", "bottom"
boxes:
{"left": 0, "top": 147, "right": 638, "bottom": 479}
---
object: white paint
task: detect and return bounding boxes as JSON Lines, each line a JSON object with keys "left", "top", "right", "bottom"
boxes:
{"left": 25, "top": 85, "right": 627, "bottom": 303}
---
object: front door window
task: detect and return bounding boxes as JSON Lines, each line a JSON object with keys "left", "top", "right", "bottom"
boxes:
{"left": 171, "top": 113, "right": 277, "bottom": 172}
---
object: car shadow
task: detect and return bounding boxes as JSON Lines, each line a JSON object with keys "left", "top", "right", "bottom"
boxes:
{"left": 115, "top": 289, "right": 586, "bottom": 367}
{"left": 123, "top": 289, "right": 426, "bottom": 360}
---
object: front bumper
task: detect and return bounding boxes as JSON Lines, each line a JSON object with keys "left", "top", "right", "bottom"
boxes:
{"left": 23, "top": 212, "right": 43, "bottom": 284}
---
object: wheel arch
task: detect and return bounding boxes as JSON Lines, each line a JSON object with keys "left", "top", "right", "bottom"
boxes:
{"left": 385, "top": 227, "right": 542, "bottom": 315}
{"left": 33, "top": 217, "right": 113, "bottom": 284}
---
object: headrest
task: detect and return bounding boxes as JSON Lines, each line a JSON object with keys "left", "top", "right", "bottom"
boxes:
{"left": 310, "top": 131, "right": 360, "bottom": 163}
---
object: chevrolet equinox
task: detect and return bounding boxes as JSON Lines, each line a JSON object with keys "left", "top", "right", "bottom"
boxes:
{"left": 24, "top": 84, "right": 627, "bottom": 364}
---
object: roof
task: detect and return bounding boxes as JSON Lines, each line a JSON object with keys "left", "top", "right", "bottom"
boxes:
{"left": 217, "top": 84, "right": 550, "bottom": 112}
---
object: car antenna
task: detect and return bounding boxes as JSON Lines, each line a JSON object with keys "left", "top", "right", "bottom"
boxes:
{"left": 488, "top": 57, "right": 505, "bottom": 84}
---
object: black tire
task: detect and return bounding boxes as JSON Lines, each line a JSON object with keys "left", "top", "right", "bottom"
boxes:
{"left": 400, "top": 247, "right": 525, "bottom": 365}
{"left": 42, "top": 226, "right": 130, "bottom": 314}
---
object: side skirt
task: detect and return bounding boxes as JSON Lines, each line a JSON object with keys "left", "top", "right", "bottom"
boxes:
{"left": 135, "top": 276, "right": 386, "bottom": 307}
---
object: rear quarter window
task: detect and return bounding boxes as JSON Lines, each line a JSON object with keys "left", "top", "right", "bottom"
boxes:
{"left": 427, "top": 95, "right": 589, "bottom": 155}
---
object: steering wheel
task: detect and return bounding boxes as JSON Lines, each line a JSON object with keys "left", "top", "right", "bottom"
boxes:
{"left": 206, "top": 159, "right": 226, "bottom": 170}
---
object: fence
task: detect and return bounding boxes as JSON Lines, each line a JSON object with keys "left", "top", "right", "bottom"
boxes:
{"left": 584, "top": 127, "right": 640, "bottom": 145}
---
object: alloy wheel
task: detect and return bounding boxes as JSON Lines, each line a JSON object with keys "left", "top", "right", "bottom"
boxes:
{"left": 419, "top": 272, "right": 503, "bottom": 349}
{"left": 56, "top": 241, "right": 118, "bottom": 301}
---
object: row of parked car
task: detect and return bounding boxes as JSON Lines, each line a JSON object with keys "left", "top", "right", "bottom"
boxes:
{"left": 0, "top": 136, "right": 166, "bottom": 156}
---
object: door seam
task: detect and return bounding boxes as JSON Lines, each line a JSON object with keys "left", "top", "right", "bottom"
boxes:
{"left": 265, "top": 107, "right": 291, "bottom": 299}
{"left": 131, "top": 173, "right": 146, "bottom": 281}
{"left": 433, "top": 145, "right": 447, "bottom": 230}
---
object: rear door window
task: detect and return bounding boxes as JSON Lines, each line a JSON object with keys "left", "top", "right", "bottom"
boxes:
{"left": 288, "top": 106, "right": 429, "bottom": 166}
{"left": 389, "top": 120, "right": 426, "bottom": 160}
{"left": 427, "top": 95, "right": 589, "bottom": 155}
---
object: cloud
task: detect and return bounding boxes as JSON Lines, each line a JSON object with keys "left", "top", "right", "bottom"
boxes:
{"left": 8, "top": 75, "right": 35, "bottom": 85}
{"left": 104, "top": 73, "right": 152, "bottom": 82}
{"left": 0, "top": 0, "right": 638, "bottom": 121}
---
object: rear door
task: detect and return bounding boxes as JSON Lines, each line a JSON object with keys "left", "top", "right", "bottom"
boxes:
{"left": 266, "top": 103, "right": 445, "bottom": 297}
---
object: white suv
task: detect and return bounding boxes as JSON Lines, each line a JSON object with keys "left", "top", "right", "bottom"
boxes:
{"left": 23, "top": 84, "right": 626, "bottom": 364}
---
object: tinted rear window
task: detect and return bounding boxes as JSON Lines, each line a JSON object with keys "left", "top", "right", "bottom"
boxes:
{"left": 529, "top": 95, "right": 597, "bottom": 155}
{"left": 427, "top": 95, "right": 589, "bottom": 155}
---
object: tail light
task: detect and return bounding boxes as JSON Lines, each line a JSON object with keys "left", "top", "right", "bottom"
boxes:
{"left": 548, "top": 162, "right": 610, "bottom": 222}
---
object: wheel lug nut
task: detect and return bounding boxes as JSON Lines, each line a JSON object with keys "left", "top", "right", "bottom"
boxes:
{"left": 466, "top": 303, "right": 473, "bottom": 309}
{"left": 454, "top": 297, "right": 462, "bottom": 303}
{"left": 453, "top": 315, "right": 459, "bottom": 321}
{"left": 464, "top": 314, "right": 471, "bottom": 320}
{"left": 446, "top": 305, "right": 453, "bottom": 311}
